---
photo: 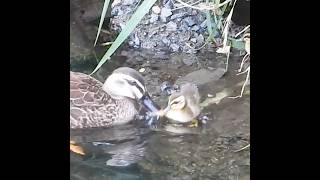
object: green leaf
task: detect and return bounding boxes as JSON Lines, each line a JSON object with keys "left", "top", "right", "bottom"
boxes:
{"left": 90, "top": 0, "right": 157, "bottom": 75}
{"left": 229, "top": 38, "right": 245, "bottom": 50}
{"left": 94, "top": 0, "right": 111, "bottom": 46}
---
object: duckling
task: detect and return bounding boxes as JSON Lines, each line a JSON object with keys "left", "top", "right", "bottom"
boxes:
{"left": 157, "top": 83, "right": 201, "bottom": 127}
{"left": 70, "top": 67, "right": 160, "bottom": 155}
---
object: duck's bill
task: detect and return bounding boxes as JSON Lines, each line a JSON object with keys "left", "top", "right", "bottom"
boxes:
{"left": 139, "top": 94, "right": 160, "bottom": 113}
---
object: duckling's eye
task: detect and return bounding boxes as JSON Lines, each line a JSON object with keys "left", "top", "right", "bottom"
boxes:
{"left": 171, "top": 101, "right": 179, "bottom": 105}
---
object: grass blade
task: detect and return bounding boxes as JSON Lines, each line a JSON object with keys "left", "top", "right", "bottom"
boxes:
{"left": 91, "top": 0, "right": 157, "bottom": 75}
{"left": 94, "top": 0, "right": 111, "bottom": 47}
{"left": 205, "top": 0, "right": 217, "bottom": 43}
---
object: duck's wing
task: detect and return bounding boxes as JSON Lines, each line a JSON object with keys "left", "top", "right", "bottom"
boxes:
{"left": 70, "top": 71, "right": 108, "bottom": 106}
{"left": 70, "top": 72, "right": 115, "bottom": 129}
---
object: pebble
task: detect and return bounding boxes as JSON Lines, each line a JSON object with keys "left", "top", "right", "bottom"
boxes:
{"left": 184, "top": 17, "right": 196, "bottom": 27}
{"left": 150, "top": 13, "right": 159, "bottom": 23}
{"left": 190, "top": 38, "right": 197, "bottom": 43}
{"left": 128, "top": 41, "right": 134, "bottom": 46}
{"left": 170, "top": 44, "right": 180, "bottom": 52}
{"left": 191, "top": 25, "right": 200, "bottom": 31}
{"left": 112, "top": 0, "right": 121, "bottom": 7}
{"left": 166, "top": 21, "right": 177, "bottom": 31}
{"left": 182, "top": 55, "right": 197, "bottom": 66}
{"left": 196, "top": 34, "right": 205, "bottom": 45}
{"left": 170, "top": 12, "right": 188, "bottom": 20}
{"left": 152, "top": 5, "right": 161, "bottom": 14}
{"left": 122, "top": 0, "right": 135, "bottom": 6}
{"left": 207, "top": 94, "right": 214, "bottom": 98}
{"left": 139, "top": 68, "right": 146, "bottom": 73}
{"left": 160, "top": 7, "right": 172, "bottom": 22}
{"left": 200, "top": 20, "right": 207, "bottom": 28}
{"left": 162, "top": 38, "right": 170, "bottom": 45}
{"left": 133, "top": 33, "right": 140, "bottom": 45}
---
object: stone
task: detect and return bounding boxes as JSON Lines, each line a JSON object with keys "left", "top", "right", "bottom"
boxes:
{"left": 152, "top": 5, "right": 161, "bottom": 14}
{"left": 176, "top": 68, "right": 226, "bottom": 86}
{"left": 161, "top": 7, "right": 172, "bottom": 22}
{"left": 150, "top": 13, "right": 159, "bottom": 23}
{"left": 184, "top": 17, "right": 196, "bottom": 27}
{"left": 166, "top": 21, "right": 177, "bottom": 31}
{"left": 170, "top": 44, "right": 180, "bottom": 52}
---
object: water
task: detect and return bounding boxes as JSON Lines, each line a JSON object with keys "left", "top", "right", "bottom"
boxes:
{"left": 70, "top": 49, "right": 250, "bottom": 180}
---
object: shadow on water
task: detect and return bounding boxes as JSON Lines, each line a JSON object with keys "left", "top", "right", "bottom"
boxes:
{"left": 70, "top": 48, "right": 250, "bottom": 180}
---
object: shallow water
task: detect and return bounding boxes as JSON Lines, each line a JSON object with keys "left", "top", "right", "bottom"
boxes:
{"left": 70, "top": 49, "right": 250, "bottom": 180}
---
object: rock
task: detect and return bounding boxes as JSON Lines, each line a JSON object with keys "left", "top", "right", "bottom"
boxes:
{"left": 162, "top": 37, "right": 170, "bottom": 45}
{"left": 163, "top": 0, "right": 174, "bottom": 9}
{"left": 133, "top": 33, "right": 140, "bottom": 46}
{"left": 150, "top": 13, "right": 159, "bottom": 23}
{"left": 191, "top": 25, "right": 200, "bottom": 31}
{"left": 128, "top": 41, "right": 134, "bottom": 47}
{"left": 182, "top": 55, "right": 197, "bottom": 66}
{"left": 160, "top": 7, "right": 172, "bottom": 22}
{"left": 184, "top": 17, "right": 196, "bottom": 27}
{"left": 207, "top": 67, "right": 215, "bottom": 70}
{"left": 112, "top": 0, "right": 121, "bottom": 7}
{"left": 141, "top": 41, "right": 157, "bottom": 49}
{"left": 190, "top": 38, "right": 197, "bottom": 43}
{"left": 166, "top": 21, "right": 177, "bottom": 31}
{"left": 152, "top": 5, "right": 161, "bottom": 14}
{"left": 176, "top": 68, "right": 226, "bottom": 86}
{"left": 180, "top": 22, "right": 190, "bottom": 32}
{"left": 170, "top": 44, "right": 180, "bottom": 52}
{"left": 196, "top": 34, "right": 205, "bottom": 45}
{"left": 191, "top": 10, "right": 198, "bottom": 16}
{"left": 148, "top": 30, "right": 158, "bottom": 38}
{"left": 122, "top": 0, "right": 135, "bottom": 6}
{"left": 170, "top": 12, "right": 188, "bottom": 20}
{"left": 114, "top": 7, "right": 123, "bottom": 16}
{"left": 200, "top": 20, "right": 207, "bottom": 28}
{"left": 139, "top": 68, "right": 146, "bottom": 73}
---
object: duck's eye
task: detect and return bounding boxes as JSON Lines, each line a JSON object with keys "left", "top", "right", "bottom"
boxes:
{"left": 127, "top": 80, "right": 137, "bottom": 85}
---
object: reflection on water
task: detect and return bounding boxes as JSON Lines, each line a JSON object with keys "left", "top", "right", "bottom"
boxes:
{"left": 70, "top": 49, "right": 250, "bottom": 180}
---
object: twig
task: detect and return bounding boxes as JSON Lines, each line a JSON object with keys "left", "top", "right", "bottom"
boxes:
{"left": 225, "top": 48, "right": 230, "bottom": 72}
{"left": 175, "top": 0, "right": 232, "bottom": 11}
{"left": 238, "top": 53, "right": 249, "bottom": 72}
{"left": 172, "top": 0, "right": 202, "bottom": 11}
{"left": 235, "top": 25, "right": 250, "bottom": 38}
{"left": 234, "top": 144, "right": 250, "bottom": 152}
{"left": 100, "top": 42, "right": 113, "bottom": 46}
{"left": 229, "top": 66, "right": 250, "bottom": 99}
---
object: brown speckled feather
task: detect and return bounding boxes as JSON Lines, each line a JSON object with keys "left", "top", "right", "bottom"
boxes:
{"left": 70, "top": 72, "right": 138, "bottom": 129}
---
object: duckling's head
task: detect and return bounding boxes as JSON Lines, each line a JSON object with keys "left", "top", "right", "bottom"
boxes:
{"left": 159, "top": 83, "right": 201, "bottom": 123}
{"left": 103, "top": 67, "right": 160, "bottom": 114}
